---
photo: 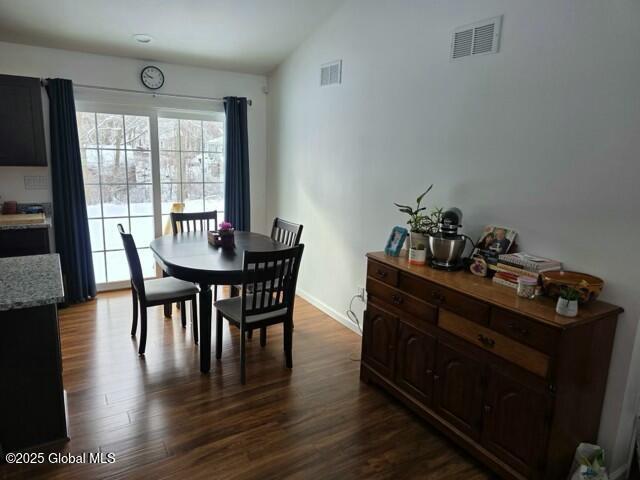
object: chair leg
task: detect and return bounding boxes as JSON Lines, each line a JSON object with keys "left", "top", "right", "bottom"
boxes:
{"left": 213, "top": 285, "right": 218, "bottom": 301}
{"left": 139, "top": 308, "right": 148, "bottom": 355}
{"left": 191, "top": 296, "right": 198, "bottom": 345}
{"left": 181, "top": 301, "right": 187, "bottom": 328}
{"left": 240, "top": 324, "right": 246, "bottom": 384}
{"left": 284, "top": 318, "right": 293, "bottom": 368}
{"left": 260, "top": 326, "right": 267, "bottom": 347}
{"left": 215, "top": 309, "right": 223, "bottom": 359}
{"left": 247, "top": 328, "right": 253, "bottom": 339}
{"left": 131, "top": 288, "right": 138, "bottom": 336}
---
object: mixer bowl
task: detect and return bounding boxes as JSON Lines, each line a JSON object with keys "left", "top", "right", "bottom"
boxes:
{"left": 428, "top": 234, "right": 467, "bottom": 267}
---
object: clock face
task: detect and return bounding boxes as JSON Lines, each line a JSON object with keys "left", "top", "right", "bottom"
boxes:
{"left": 141, "top": 66, "right": 164, "bottom": 90}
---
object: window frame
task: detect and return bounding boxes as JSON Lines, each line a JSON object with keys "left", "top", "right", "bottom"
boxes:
{"left": 76, "top": 100, "right": 226, "bottom": 291}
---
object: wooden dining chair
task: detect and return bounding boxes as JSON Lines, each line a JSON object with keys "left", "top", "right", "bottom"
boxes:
{"left": 118, "top": 224, "right": 200, "bottom": 355}
{"left": 170, "top": 211, "right": 218, "bottom": 234}
{"left": 233, "top": 217, "right": 303, "bottom": 341}
{"left": 214, "top": 245, "right": 305, "bottom": 384}
{"left": 170, "top": 211, "right": 219, "bottom": 303}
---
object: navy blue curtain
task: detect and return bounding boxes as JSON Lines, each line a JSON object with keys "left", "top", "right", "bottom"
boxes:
{"left": 224, "top": 96, "right": 250, "bottom": 231}
{"left": 46, "top": 79, "right": 96, "bottom": 303}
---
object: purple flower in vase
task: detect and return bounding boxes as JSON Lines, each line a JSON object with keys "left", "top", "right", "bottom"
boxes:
{"left": 219, "top": 221, "right": 234, "bottom": 232}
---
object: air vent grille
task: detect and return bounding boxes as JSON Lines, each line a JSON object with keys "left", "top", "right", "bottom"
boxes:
{"left": 320, "top": 60, "right": 342, "bottom": 86}
{"left": 451, "top": 16, "right": 502, "bottom": 60}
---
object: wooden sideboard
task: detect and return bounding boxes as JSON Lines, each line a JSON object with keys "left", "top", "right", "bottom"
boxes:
{"left": 361, "top": 252, "right": 622, "bottom": 480}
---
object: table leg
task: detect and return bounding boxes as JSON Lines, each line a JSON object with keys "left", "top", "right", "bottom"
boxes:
{"left": 199, "top": 284, "right": 212, "bottom": 373}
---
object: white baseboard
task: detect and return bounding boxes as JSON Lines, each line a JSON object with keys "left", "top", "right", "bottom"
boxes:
{"left": 297, "top": 288, "right": 362, "bottom": 336}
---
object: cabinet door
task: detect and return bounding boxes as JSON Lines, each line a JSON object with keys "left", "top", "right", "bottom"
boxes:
{"left": 0, "top": 74, "right": 46, "bottom": 166}
{"left": 362, "top": 303, "right": 398, "bottom": 379}
{"left": 395, "top": 321, "right": 436, "bottom": 406}
{"left": 482, "top": 368, "right": 551, "bottom": 476}
{"left": 434, "top": 340, "right": 484, "bottom": 439}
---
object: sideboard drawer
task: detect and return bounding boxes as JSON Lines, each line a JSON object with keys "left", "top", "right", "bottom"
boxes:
{"left": 367, "top": 260, "right": 399, "bottom": 287}
{"left": 399, "top": 272, "right": 490, "bottom": 325}
{"left": 367, "top": 278, "right": 437, "bottom": 325}
{"left": 439, "top": 309, "right": 550, "bottom": 378}
{"left": 490, "top": 308, "right": 559, "bottom": 356}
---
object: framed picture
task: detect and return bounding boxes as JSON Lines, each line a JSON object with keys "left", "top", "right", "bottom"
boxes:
{"left": 385, "top": 226, "right": 408, "bottom": 257}
{"left": 472, "top": 225, "right": 518, "bottom": 257}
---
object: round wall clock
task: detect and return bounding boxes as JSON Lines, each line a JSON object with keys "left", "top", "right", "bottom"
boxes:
{"left": 140, "top": 66, "right": 164, "bottom": 90}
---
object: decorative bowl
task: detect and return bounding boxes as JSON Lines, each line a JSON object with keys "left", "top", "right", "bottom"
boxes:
{"left": 540, "top": 271, "right": 604, "bottom": 303}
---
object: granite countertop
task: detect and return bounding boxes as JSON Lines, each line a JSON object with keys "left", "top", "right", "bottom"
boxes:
{"left": 0, "top": 254, "right": 65, "bottom": 311}
{"left": 0, "top": 217, "right": 52, "bottom": 230}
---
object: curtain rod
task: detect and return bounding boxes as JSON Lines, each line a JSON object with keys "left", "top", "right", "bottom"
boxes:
{"left": 41, "top": 80, "right": 252, "bottom": 106}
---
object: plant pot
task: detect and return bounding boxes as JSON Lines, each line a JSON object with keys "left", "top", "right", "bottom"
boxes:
{"left": 409, "top": 231, "right": 430, "bottom": 257}
{"left": 408, "top": 248, "right": 427, "bottom": 265}
{"left": 556, "top": 297, "right": 578, "bottom": 317}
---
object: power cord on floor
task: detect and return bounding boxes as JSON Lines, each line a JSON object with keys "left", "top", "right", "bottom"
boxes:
{"left": 347, "top": 292, "right": 365, "bottom": 362}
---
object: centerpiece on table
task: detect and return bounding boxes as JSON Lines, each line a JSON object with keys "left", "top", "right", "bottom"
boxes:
{"left": 208, "top": 221, "right": 235, "bottom": 249}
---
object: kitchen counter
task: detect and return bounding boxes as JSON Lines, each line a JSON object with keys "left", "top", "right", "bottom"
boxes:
{"left": 0, "top": 215, "right": 51, "bottom": 230}
{"left": 0, "top": 254, "right": 64, "bottom": 310}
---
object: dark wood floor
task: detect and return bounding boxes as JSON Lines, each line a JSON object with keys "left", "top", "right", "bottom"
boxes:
{"left": 1, "top": 289, "right": 491, "bottom": 479}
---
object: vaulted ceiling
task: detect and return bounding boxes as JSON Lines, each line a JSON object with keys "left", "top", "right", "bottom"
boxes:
{"left": 0, "top": 0, "right": 345, "bottom": 74}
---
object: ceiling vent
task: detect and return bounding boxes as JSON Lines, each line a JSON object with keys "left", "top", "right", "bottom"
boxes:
{"left": 451, "top": 16, "right": 502, "bottom": 60}
{"left": 320, "top": 60, "right": 342, "bottom": 86}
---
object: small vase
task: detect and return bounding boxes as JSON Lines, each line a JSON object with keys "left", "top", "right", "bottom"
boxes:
{"left": 556, "top": 297, "right": 578, "bottom": 317}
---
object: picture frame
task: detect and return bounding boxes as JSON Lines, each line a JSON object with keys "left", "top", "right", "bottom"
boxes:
{"left": 385, "top": 226, "right": 408, "bottom": 257}
{"left": 472, "top": 225, "right": 518, "bottom": 257}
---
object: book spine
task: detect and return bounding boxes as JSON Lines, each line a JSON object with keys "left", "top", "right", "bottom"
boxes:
{"left": 496, "top": 263, "right": 540, "bottom": 279}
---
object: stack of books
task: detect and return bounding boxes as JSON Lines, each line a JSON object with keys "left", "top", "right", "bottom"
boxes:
{"left": 492, "top": 252, "right": 562, "bottom": 291}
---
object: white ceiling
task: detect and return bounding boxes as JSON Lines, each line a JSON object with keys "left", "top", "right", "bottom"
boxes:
{"left": 0, "top": 0, "right": 345, "bottom": 74}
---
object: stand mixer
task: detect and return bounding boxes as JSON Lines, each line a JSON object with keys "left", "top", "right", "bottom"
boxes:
{"left": 428, "top": 208, "right": 474, "bottom": 271}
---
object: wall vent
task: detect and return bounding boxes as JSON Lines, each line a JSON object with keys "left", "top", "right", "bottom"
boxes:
{"left": 320, "top": 60, "right": 342, "bottom": 86}
{"left": 451, "top": 16, "right": 502, "bottom": 60}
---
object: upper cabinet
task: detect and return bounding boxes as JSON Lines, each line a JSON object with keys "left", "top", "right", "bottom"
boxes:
{"left": 0, "top": 74, "right": 47, "bottom": 166}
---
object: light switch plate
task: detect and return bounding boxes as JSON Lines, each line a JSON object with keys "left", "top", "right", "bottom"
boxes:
{"left": 24, "top": 175, "right": 49, "bottom": 190}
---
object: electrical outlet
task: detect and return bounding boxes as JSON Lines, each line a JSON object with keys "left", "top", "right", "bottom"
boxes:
{"left": 357, "top": 286, "right": 366, "bottom": 301}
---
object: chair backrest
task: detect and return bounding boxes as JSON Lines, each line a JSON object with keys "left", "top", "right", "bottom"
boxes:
{"left": 117, "top": 224, "right": 146, "bottom": 298}
{"left": 240, "top": 245, "right": 305, "bottom": 324}
{"left": 171, "top": 211, "right": 218, "bottom": 234}
{"left": 271, "top": 218, "right": 303, "bottom": 247}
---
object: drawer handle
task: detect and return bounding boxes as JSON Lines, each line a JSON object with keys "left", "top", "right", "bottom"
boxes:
{"left": 433, "top": 374, "right": 440, "bottom": 382}
{"left": 508, "top": 322, "right": 529, "bottom": 336}
{"left": 391, "top": 294, "right": 404, "bottom": 305}
{"left": 376, "top": 269, "right": 388, "bottom": 278}
{"left": 431, "top": 291, "right": 446, "bottom": 303}
{"left": 426, "top": 368, "right": 433, "bottom": 376}
{"left": 477, "top": 333, "right": 496, "bottom": 348}
{"left": 484, "top": 404, "right": 493, "bottom": 414}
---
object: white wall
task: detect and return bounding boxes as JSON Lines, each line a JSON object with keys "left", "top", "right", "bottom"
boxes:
{"left": 267, "top": 0, "right": 640, "bottom": 474}
{"left": 0, "top": 41, "right": 268, "bottom": 232}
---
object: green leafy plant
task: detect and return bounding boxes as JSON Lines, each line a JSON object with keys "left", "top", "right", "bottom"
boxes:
{"left": 560, "top": 287, "right": 581, "bottom": 301}
{"left": 394, "top": 185, "right": 442, "bottom": 234}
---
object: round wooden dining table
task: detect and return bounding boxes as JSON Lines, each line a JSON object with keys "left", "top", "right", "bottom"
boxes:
{"left": 150, "top": 231, "right": 289, "bottom": 373}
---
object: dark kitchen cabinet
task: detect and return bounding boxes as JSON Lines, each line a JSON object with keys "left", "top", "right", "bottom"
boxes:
{"left": 434, "top": 340, "right": 484, "bottom": 439}
{"left": 0, "top": 74, "right": 47, "bottom": 166}
{"left": 362, "top": 303, "right": 397, "bottom": 379}
{"left": 0, "top": 228, "right": 50, "bottom": 257}
{"left": 482, "top": 368, "right": 551, "bottom": 477}
{"left": 395, "top": 321, "right": 436, "bottom": 406}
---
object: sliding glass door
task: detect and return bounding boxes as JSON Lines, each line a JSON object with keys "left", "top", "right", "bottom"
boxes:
{"left": 76, "top": 107, "right": 225, "bottom": 290}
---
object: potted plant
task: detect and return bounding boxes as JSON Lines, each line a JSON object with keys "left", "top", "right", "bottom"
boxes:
{"left": 556, "top": 287, "right": 580, "bottom": 317}
{"left": 218, "top": 221, "right": 235, "bottom": 249}
{"left": 394, "top": 185, "right": 442, "bottom": 265}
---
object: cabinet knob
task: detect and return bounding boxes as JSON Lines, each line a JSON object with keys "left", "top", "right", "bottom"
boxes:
{"left": 477, "top": 333, "right": 496, "bottom": 348}
{"left": 376, "top": 269, "right": 388, "bottom": 278}
{"left": 484, "top": 404, "right": 493, "bottom": 414}
{"left": 391, "top": 294, "right": 404, "bottom": 305}
{"left": 433, "top": 374, "right": 440, "bottom": 381}
{"left": 426, "top": 369, "right": 433, "bottom": 376}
